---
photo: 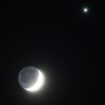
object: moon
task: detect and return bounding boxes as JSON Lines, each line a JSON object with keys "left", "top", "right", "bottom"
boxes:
{"left": 18, "top": 66, "right": 44, "bottom": 92}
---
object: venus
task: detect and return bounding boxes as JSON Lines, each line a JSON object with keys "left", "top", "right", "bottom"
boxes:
{"left": 18, "top": 66, "right": 44, "bottom": 92}
{"left": 83, "top": 7, "right": 89, "bottom": 13}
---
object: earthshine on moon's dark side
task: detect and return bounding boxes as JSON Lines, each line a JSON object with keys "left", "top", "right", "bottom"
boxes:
{"left": 18, "top": 66, "right": 44, "bottom": 92}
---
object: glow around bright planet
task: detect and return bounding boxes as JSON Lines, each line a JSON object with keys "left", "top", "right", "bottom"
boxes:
{"left": 18, "top": 66, "right": 44, "bottom": 92}
{"left": 83, "top": 7, "right": 89, "bottom": 13}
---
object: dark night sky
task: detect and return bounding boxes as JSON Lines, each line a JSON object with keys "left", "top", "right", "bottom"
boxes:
{"left": 2, "top": 0, "right": 104, "bottom": 105}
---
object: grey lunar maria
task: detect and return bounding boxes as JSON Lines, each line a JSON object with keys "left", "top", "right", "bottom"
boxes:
{"left": 18, "top": 66, "right": 39, "bottom": 90}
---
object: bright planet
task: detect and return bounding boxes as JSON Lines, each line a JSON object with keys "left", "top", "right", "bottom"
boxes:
{"left": 83, "top": 7, "right": 89, "bottom": 13}
{"left": 18, "top": 66, "right": 44, "bottom": 92}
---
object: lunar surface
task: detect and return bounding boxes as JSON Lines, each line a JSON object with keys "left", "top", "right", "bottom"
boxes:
{"left": 18, "top": 66, "right": 44, "bottom": 92}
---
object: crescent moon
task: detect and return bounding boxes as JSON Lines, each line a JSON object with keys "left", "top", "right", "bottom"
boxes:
{"left": 25, "top": 69, "right": 44, "bottom": 92}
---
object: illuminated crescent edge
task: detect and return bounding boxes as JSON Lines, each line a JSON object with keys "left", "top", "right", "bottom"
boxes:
{"left": 25, "top": 69, "right": 44, "bottom": 92}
